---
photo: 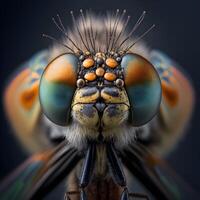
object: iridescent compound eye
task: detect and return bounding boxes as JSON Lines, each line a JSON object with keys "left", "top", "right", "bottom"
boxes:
{"left": 121, "top": 53, "right": 162, "bottom": 126}
{"left": 39, "top": 54, "right": 78, "bottom": 126}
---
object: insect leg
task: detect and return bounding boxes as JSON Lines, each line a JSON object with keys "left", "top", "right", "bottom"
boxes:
{"left": 107, "top": 141, "right": 129, "bottom": 200}
{"left": 79, "top": 142, "right": 96, "bottom": 200}
{"left": 107, "top": 141, "right": 126, "bottom": 186}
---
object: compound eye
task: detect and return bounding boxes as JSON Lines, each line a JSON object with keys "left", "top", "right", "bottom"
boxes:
{"left": 121, "top": 53, "right": 161, "bottom": 126}
{"left": 39, "top": 54, "right": 78, "bottom": 126}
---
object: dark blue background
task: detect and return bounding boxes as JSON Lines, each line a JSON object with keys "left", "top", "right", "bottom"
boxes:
{"left": 0, "top": 0, "right": 200, "bottom": 197}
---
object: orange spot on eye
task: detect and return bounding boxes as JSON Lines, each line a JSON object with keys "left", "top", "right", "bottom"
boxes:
{"left": 106, "top": 58, "right": 118, "bottom": 68}
{"left": 125, "top": 59, "right": 155, "bottom": 86}
{"left": 96, "top": 67, "right": 105, "bottom": 76}
{"left": 84, "top": 72, "right": 97, "bottom": 81}
{"left": 161, "top": 80, "right": 179, "bottom": 107}
{"left": 83, "top": 58, "right": 94, "bottom": 68}
{"left": 20, "top": 81, "right": 39, "bottom": 110}
{"left": 104, "top": 72, "right": 117, "bottom": 81}
{"left": 44, "top": 56, "right": 76, "bottom": 86}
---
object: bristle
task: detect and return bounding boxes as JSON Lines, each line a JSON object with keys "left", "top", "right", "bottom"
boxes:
{"left": 70, "top": 10, "right": 90, "bottom": 51}
{"left": 111, "top": 9, "right": 126, "bottom": 51}
{"left": 114, "top": 15, "right": 130, "bottom": 52}
{"left": 51, "top": 17, "right": 77, "bottom": 52}
{"left": 110, "top": 9, "right": 126, "bottom": 51}
{"left": 125, "top": 24, "right": 155, "bottom": 52}
{"left": 55, "top": 14, "right": 81, "bottom": 51}
{"left": 42, "top": 34, "right": 75, "bottom": 52}
{"left": 107, "top": 9, "right": 120, "bottom": 52}
{"left": 48, "top": 10, "right": 152, "bottom": 57}
{"left": 80, "top": 9, "right": 91, "bottom": 52}
{"left": 88, "top": 11, "right": 96, "bottom": 52}
{"left": 117, "top": 11, "right": 146, "bottom": 51}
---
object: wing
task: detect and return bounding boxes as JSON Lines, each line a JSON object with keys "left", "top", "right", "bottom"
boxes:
{"left": 3, "top": 50, "right": 52, "bottom": 153}
{"left": 0, "top": 141, "right": 82, "bottom": 200}
{"left": 147, "top": 50, "right": 194, "bottom": 155}
{"left": 119, "top": 142, "right": 198, "bottom": 200}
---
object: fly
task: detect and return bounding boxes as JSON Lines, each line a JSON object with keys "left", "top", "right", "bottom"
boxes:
{"left": 0, "top": 10, "right": 195, "bottom": 200}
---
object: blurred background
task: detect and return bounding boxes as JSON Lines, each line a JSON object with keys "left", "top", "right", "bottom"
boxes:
{"left": 0, "top": 0, "right": 200, "bottom": 198}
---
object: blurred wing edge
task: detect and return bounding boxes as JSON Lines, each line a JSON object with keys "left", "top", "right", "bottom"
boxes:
{"left": 148, "top": 50, "right": 195, "bottom": 156}
{"left": 0, "top": 141, "right": 82, "bottom": 200}
{"left": 3, "top": 50, "right": 51, "bottom": 153}
{"left": 120, "top": 142, "right": 198, "bottom": 200}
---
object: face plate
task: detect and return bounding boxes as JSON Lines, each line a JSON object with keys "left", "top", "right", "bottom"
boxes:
{"left": 71, "top": 51, "right": 130, "bottom": 130}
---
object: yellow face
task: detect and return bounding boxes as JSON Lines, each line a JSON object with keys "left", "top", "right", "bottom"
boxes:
{"left": 39, "top": 51, "right": 161, "bottom": 131}
{"left": 71, "top": 51, "right": 130, "bottom": 130}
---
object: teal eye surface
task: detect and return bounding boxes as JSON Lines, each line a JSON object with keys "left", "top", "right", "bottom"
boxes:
{"left": 121, "top": 53, "right": 162, "bottom": 126}
{"left": 39, "top": 54, "right": 78, "bottom": 126}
